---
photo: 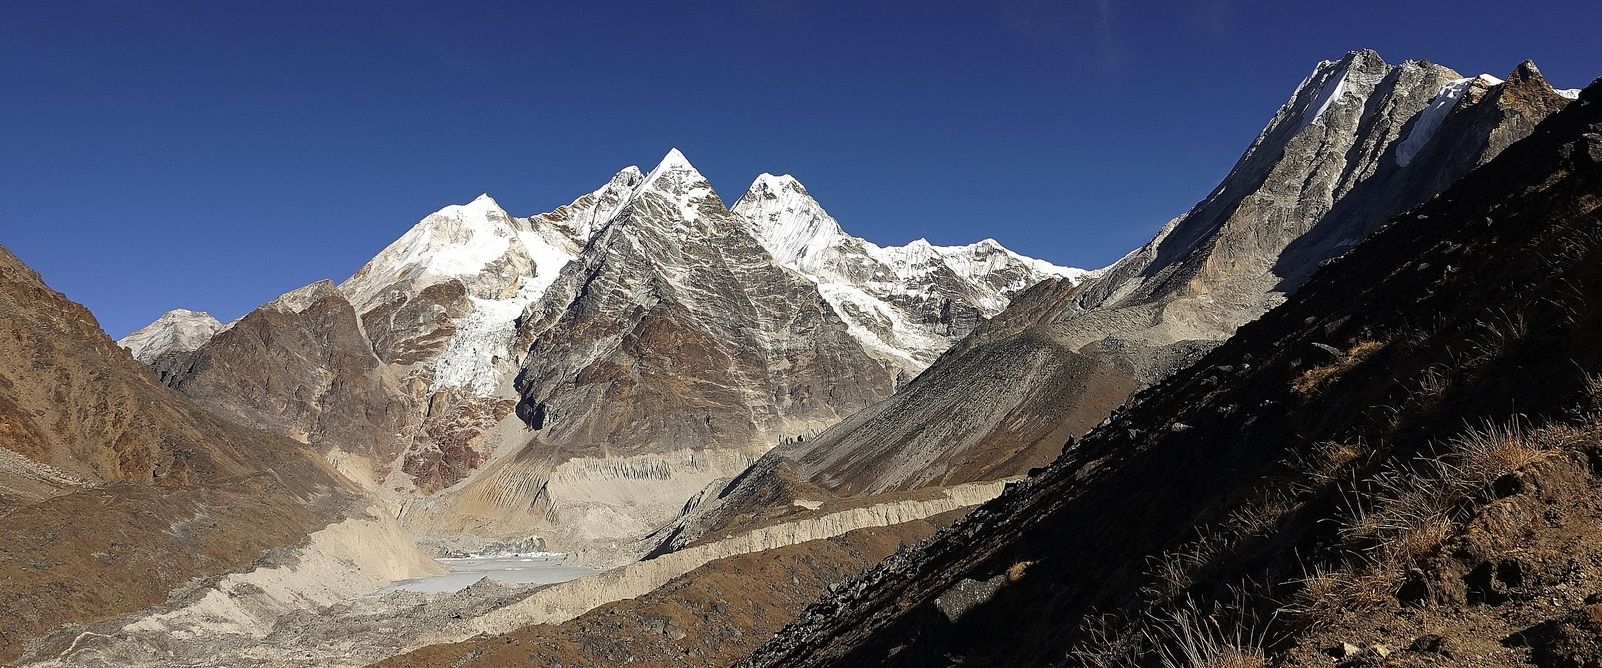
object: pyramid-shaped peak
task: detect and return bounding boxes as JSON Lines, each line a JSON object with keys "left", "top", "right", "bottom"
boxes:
{"left": 637, "top": 148, "right": 721, "bottom": 219}
{"left": 641, "top": 148, "right": 714, "bottom": 194}
{"left": 649, "top": 148, "right": 700, "bottom": 177}
{"left": 431, "top": 193, "right": 507, "bottom": 220}
{"left": 1340, "top": 48, "right": 1388, "bottom": 71}
{"left": 1507, "top": 59, "right": 1548, "bottom": 86}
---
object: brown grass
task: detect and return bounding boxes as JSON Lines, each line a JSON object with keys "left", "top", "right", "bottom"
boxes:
{"left": 1294, "top": 419, "right": 1578, "bottom": 628}
{"left": 1292, "top": 340, "right": 1385, "bottom": 398}
{"left": 1449, "top": 420, "right": 1555, "bottom": 489}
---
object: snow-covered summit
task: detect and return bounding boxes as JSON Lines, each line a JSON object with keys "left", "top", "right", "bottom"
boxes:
{"left": 118, "top": 308, "right": 223, "bottom": 364}
{"left": 633, "top": 148, "right": 721, "bottom": 224}
{"left": 340, "top": 192, "right": 578, "bottom": 313}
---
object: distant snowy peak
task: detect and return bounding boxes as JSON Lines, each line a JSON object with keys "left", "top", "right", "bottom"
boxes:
{"left": 118, "top": 308, "right": 223, "bottom": 364}
{"left": 931, "top": 238, "right": 1090, "bottom": 286}
{"left": 733, "top": 173, "right": 1081, "bottom": 295}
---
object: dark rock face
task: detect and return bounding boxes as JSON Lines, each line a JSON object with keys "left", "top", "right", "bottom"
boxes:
{"left": 362, "top": 279, "right": 468, "bottom": 366}
{"left": 515, "top": 159, "right": 895, "bottom": 460}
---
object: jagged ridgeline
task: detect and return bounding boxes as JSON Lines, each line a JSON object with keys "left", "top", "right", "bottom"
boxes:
{"left": 739, "top": 77, "right": 1602, "bottom": 667}
{"left": 123, "top": 148, "right": 1082, "bottom": 561}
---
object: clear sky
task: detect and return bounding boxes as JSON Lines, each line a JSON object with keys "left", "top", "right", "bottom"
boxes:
{"left": 4, "top": 1, "right": 1599, "bottom": 337}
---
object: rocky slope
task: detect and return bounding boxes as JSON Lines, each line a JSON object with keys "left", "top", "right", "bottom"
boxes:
{"left": 0, "top": 246, "right": 436, "bottom": 663}
{"left": 741, "top": 72, "right": 1602, "bottom": 667}
{"left": 140, "top": 149, "right": 1073, "bottom": 558}
{"left": 653, "top": 51, "right": 1578, "bottom": 556}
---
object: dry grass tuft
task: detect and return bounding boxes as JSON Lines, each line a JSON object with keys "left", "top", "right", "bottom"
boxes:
{"left": 1068, "top": 613, "right": 1148, "bottom": 668}
{"left": 1450, "top": 420, "right": 1554, "bottom": 488}
{"left": 1466, "top": 308, "right": 1529, "bottom": 365}
{"left": 1283, "top": 566, "right": 1394, "bottom": 624}
{"left": 1147, "top": 593, "right": 1271, "bottom": 668}
{"left": 1297, "top": 419, "right": 1576, "bottom": 626}
{"left": 1293, "top": 340, "right": 1385, "bottom": 398}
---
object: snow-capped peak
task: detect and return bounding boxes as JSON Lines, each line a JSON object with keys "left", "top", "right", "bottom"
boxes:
{"left": 728, "top": 167, "right": 1088, "bottom": 369}
{"left": 642, "top": 148, "right": 707, "bottom": 192}
{"left": 118, "top": 308, "right": 223, "bottom": 364}
{"left": 636, "top": 148, "right": 719, "bottom": 222}
{"left": 733, "top": 173, "right": 851, "bottom": 274}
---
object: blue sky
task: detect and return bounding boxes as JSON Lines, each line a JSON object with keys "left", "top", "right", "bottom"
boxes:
{"left": 4, "top": 1, "right": 1599, "bottom": 337}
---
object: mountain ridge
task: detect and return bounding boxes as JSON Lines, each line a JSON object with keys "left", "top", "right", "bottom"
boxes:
{"left": 133, "top": 149, "right": 1076, "bottom": 561}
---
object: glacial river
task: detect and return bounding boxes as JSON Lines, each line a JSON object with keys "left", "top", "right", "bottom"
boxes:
{"left": 376, "top": 554, "right": 600, "bottom": 594}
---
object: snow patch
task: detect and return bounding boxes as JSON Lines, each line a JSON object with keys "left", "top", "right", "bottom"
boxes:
{"left": 1298, "top": 61, "right": 1352, "bottom": 132}
{"left": 1396, "top": 77, "right": 1472, "bottom": 167}
{"left": 430, "top": 230, "right": 576, "bottom": 396}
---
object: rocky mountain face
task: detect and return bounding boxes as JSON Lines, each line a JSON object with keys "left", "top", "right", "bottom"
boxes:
{"left": 0, "top": 246, "right": 435, "bottom": 662}
{"left": 141, "top": 149, "right": 1073, "bottom": 558}
{"left": 650, "top": 51, "right": 1580, "bottom": 557}
{"left": 1012, "top": 52, "right": 1570, "bottom": 381}
{"left": 740, "top": 74, "right": 1602, "bottom": 667}
{"left": 115, "top": 307, "right": 221, "bottom": 364}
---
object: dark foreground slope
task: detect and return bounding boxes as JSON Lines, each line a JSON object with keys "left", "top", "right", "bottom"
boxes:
{"left": 743, "top": 78, "right": 1602, "bottom": 667}
{"left": 0, "top": 246, "right": 360, "bottom": 662}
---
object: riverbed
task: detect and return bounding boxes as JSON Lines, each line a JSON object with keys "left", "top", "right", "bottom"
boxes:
{"left": 376, "top": 554, "right": 600, "bottom": 594}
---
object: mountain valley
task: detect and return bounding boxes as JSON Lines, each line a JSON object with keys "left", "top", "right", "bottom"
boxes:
{"left": 4, "top": 45, "right": 1599, "bottom": 668}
